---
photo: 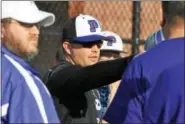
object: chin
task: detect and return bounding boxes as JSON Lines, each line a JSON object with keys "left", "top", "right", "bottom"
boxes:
{"left": 91, "top": 61, "right": 98, "bottom": 65}
{"left": 25, "top": 48, "right": 38, "bottom": 60}
{"left": 28, "top": 47, "right": 38, "bottom": 54}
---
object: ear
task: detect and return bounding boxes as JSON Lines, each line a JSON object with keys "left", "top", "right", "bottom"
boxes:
{"left": 63, "top": 41, "right": 72, "bottom": 55}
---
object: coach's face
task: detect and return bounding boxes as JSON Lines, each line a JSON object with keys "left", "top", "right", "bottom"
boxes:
{"left": 99, "top": 51, "right": 121, "bottom": 62}
{"left": 1, "top": 19, "right": 40, "bottom": 60}
{"left": 69, "top": 40, "right": 102, "bottom": 66}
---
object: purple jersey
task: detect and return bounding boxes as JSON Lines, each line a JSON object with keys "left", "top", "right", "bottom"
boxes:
{"left": 104, "top": 37, "right": 184, "bottom": 123}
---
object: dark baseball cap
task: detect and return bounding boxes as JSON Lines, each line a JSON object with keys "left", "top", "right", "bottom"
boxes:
{"left": 62, "top": 14, "right": 112, "bottom": 43}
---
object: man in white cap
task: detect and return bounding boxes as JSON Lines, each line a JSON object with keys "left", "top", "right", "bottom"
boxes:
{"left": 1, "top": 1, "right": 59, "bottom": 123}
{"left": 99, "top": 31, "right": 123, "bottom": 61}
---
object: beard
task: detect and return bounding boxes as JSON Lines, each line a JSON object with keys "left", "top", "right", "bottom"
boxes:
{"left": 25, "top": 49, "right": 39, "bottom": 61}
{"left": 4, "top": 39, "right": 39, "bottom": 61}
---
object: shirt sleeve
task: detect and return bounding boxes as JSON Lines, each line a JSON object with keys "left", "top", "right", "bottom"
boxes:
{"left": 103, "top": 59, "right": 148, "bottom": 124}
{"left": 46, "top": 56, "right": 133, "bottom": 96}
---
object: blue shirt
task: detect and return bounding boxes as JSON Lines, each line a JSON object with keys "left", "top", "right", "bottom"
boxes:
{"left": 104, "top": 37, "right": 184, "bottom": 124}
{"left": 1, "top": 46, "right": 60, "bottom": 123}
{"left": 144, "top": 62, "right": 184, "bottom": 123}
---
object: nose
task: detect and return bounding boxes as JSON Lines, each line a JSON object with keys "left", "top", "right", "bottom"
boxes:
{"left": 31, "top": 25, "right": 40, "bottom": 36}
{"left": 91, "top": 44, "right": 99, "bottom": 52}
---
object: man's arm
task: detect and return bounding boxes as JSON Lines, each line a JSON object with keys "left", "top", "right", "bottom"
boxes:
{"left": 103, "top": 59, "right": 148, "bottom": 124}
{"left": 46, "top": 56, "right": 133, "bottom": 97}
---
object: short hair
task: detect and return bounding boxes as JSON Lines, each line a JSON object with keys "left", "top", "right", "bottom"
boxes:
{"left": 1, "top": 18, "right": 11, "bottom": 23}
{"left": 162, "top": 1, "right": 184, "bottom": 23}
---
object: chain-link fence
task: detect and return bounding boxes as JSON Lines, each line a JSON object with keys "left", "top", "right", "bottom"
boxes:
{"left": 32, "top": 1, "right": 162, "bottom": 77}
{"left": 140, "top": 1, "right": 161, "bottom": 40}
{"left": 31, "top": 1, "right": 68, "bottom": 77}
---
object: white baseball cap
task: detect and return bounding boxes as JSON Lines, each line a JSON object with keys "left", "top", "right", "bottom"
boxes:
{"left": 62, "top": 14, "right": 111, "bottom": 42}
{"left": 100, "top": 31, "right": 123, "bottom": 52}
{"left": 2, "top": 1, "right": 55, "bottom": 27}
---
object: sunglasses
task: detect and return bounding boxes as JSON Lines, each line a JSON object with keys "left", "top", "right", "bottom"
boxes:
{"left": 72, "top": 40, "right": 103, "bottom": 48}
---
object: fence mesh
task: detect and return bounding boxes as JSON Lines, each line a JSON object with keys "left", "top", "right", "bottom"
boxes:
{"left": 32, "top": 1, "right": 161, "bottom": 76}
{"left": 140, "top": 1, "right": 161, "bottom": 40}
{"left": 31, "top": 1, "right": 68, "bottom": 77}
{"left": 81, "top": 1, "right": 133, "bottom": 40}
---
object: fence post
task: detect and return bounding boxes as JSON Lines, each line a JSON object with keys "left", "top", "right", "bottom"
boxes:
{"left": 132, "top": 1, "right": 141, "bottom": 55}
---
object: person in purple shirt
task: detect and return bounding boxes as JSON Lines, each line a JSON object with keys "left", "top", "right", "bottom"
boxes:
{"left": 104, "top": 1, "right": 184, "bottom": 124}
{"left": 1, "top": 1, "right": 59, "bottom": 123}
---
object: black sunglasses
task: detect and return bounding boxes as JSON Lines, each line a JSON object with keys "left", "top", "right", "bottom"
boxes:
{"left": 72, "top": 40, "right": 103, "bottom": 48}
